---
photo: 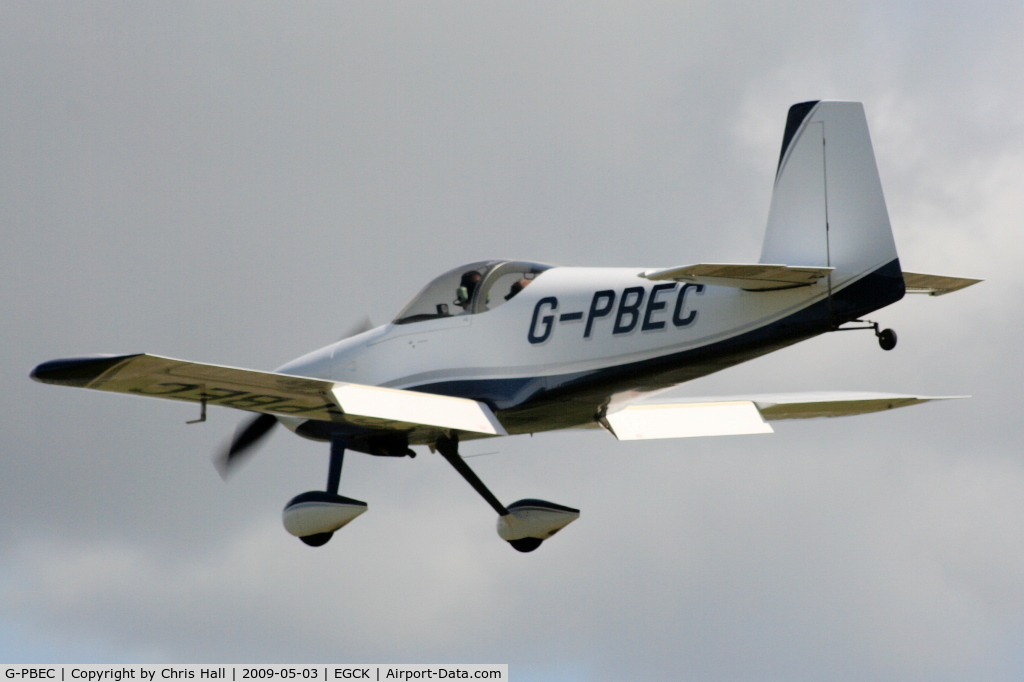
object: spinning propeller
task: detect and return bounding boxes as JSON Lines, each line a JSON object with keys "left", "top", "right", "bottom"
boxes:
{"left": 215, "top": 412, "right": 278, "bottom": 478}
{"left": 214, "top": 316, "right": 375, "bottom": 478}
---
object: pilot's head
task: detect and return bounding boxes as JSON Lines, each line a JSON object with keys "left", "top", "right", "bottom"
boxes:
{"left": 457, "top": 271, "right": 483, "bottom": 307}
{"left": 505, "top": 277, "right": 531, "bottom": 301}
{"left": 460, "top": 271, "right": 482, "bottom": 293}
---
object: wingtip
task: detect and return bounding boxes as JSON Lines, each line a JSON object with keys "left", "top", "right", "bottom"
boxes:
{"left": 30, "top": 354, "right": 141, "bottom": 387}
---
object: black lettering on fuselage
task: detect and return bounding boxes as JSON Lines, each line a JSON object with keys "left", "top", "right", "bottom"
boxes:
{"left": 642, "top": 282, "right": 677, "bottom": 331}
{"left": 527, "top": 283, "right": 703, "bottom": 342}
{"left": 584, "top": 290, "right": 616, "bottom": 338}
{"left": 613, "top": 286, "right": 646, "bottom": 334}
{"left": 672, "top": 283, "right": 704, "bottom": 326}
{"left": 528, "top": 296, "right": 558, "bottom": 344}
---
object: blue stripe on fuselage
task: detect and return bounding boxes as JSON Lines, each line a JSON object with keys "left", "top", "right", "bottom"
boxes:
{"left": 408, "top": 258, "right": 905, "bottom": 409}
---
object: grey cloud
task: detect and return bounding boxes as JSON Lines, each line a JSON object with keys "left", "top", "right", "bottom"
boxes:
{"left": 2, "top": 1, "right": 1023, "bottom": 679}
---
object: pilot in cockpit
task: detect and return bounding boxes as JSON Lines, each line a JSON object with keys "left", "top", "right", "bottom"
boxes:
{"left": 505, "top": 277, "right": 531, "bottom": 301}
{"left": 455, "top": 271, "right": 482, "bottom": 309}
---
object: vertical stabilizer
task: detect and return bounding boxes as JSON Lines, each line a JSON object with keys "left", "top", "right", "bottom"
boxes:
{"left": 760, "top": 101, "right": 904, "bottom": 317}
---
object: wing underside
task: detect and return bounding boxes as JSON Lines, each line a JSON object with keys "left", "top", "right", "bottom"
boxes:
{"left": 32, "top": 356, "right": 965, "bottom": 443}
{"left": 30, "top": 354, "right": 506, "bottom": 438}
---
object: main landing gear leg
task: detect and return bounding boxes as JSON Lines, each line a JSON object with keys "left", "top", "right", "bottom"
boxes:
{"left": 326, "top": 437, "right": 345, "bottom": 497}
{"left": 281, "top": 438, "right": 368, "bottom": 547}
{"left": 436, "top": 433, "right": 579, "bottom": 553}
{"left": 436, "top": 433, "right": 509, "bottom": 516}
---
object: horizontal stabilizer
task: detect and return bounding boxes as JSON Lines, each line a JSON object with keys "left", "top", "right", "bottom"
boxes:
{"left": 30, "top": 353, "right": 505, "bottom": 436}
{"left": 604, "top": 391, "right": 965, "bottom": 441}
{"left": 642, "top": 263, "right": 833, "bottom": 291}
{"left": 901, "top": 271, "right": 982, "bottom": 296}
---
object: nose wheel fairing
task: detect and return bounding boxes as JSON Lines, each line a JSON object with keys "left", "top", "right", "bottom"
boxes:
{"left": 282, "top": 490, "right": 367, "bottom": 541}
{"left": 282, "top": 438, "right": 368, "bottom": 547}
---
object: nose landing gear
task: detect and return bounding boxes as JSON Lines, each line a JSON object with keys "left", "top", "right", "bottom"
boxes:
{"left": 282, "top": 438, "right": 367, "bottom": 547}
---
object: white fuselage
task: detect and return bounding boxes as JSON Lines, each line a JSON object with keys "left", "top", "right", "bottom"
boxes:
{"left": 275, "top": 265, "right": 840, "bottom": 437}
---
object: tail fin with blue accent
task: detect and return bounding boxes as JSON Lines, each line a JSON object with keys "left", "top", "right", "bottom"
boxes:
{"left": 760, "top": 101, "right": 904, "bottom": 320}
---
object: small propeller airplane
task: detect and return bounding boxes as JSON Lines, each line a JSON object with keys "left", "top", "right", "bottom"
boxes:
{"left": 32, "top": 101, "right": 980, "bottom": 552}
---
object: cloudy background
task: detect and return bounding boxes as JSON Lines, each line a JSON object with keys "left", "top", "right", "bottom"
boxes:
{"left": 1, "top": 1, "right": 1021, "bottom": 678}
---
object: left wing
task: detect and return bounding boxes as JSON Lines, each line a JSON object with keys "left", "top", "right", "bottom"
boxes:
{"left": 603, "top": 392, "right": 965, "bottom": 441}
{"left": 30, "top": 354, "right": 506, "bottom": 436}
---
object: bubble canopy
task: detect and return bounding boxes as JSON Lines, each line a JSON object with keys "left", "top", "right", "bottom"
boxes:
{"left": 393, "top": 261, "right": 554, "bottom": 325}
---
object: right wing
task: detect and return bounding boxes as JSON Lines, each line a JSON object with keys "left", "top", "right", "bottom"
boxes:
{"left": 603, "top": 391, "right": 966, "bottom": 441}
{"left": 30, "top": 354, "right": 506, "bottom": 436}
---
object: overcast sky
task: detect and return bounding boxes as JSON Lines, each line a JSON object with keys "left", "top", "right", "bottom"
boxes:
{"left": 2, "top": 2, "right": 1022, "bottom": 679}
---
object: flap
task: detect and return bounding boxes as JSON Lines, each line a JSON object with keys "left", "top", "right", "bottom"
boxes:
{"left": 31, "top": 353, "right": 506, "bottom": 436}
{"left": 603, "top": 391, "right": 966, "bottom": 441}
{"left": 604, "top": 401, "right": 773, "bottom": 440}
{"left": 901, "top": 271, "right": 982, "bottom": 296}
{"left": 641, "top": 263, "right": 833, "bottom": 291}
{"left": 331, "top": 383, "right": 506, "bottom": 435}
